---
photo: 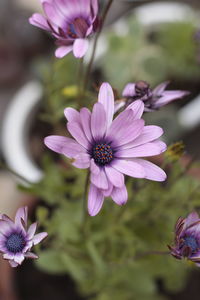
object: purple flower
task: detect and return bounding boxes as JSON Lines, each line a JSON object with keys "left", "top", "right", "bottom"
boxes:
{"left": 168, "top": 212, "right": 200, "bottom": 266}
{"left": 0, "top": 207, "right": 48, "bottom": 267}
{"left": 115, "top": 80, "right": 189, "bottom": 113}
{"left": 29, "top": 0, "right": 99, "bottom": 58}
{"left": 44, "top": 83, "right": 167, "bottom": 216}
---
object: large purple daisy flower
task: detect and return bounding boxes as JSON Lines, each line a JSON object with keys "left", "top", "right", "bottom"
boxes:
{"left": 44, "top": 83, "right": 167, "bottom": 216}
{"left": 115, "top": 80, "right": 189, "bottom": 113}
{"left": 29, "top": 0, "right": 99, "bottom": 58}
{"left": 0, "top": 207, "right": 48, "bottom": 267}
{"left": 168, "top": 212, "right": 200, "bottom": 266}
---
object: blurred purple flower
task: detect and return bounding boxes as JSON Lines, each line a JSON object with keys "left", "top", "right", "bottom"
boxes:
{"left": 44, "top": 83, "right": 167, "bottom": 216}
{"left": 168, "top": 212, "right": 200, "bottom": 266}
{"left": 115, "top": 81, "right": 189, "bottom": 113}
{"left": 0, "top": 207, "right": 47, "bottom": 267}
{"left": 29, "top": 0, "right": 99, "bottom": 58}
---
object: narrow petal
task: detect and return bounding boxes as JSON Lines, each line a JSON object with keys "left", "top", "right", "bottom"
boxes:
{"left": 112, "top": 159, "right": 145, "bottom": 178}
{"left": 121, "top": 125, "right": 164, "bottom": 149}
{"left": 126, "top": 100, "right": 144, "bottom": 120}
{"left": 153, "top": 81, "right": 170, "bottom": 96}
{"left": 43, "top": 2, "right": 64, "bottom": 27}
{"left": 67, "top": 122, "right": 90, "bottom": 149}
{"left": 29, "top": 13, "right": 50, "bottom": 31}
{"left": 55, "top": 46, "right": 73, "bottom": 58}
{"left": 14, "top": 254, "right": 25, "bottom": 265}
{"left": 90, "top": 159, "right": 100, "bottom": 175}
{"left": 80, "top": 108, "right": 93, "bottom": 142}
{"left": 105, "top": 166, "right": 124, "bottom": 188}
{"left": 64, "top": 107, "right": 80, "bottom": 123}
{"left": 185, "top": 212, "right": 200, "bottom": 227}
{"left": 156, "top": 91, "right": 189, "bottom": 107}
{"left": 72, "top": 153, "right": 90, "bottom": 169}
{"left": 27, "top": 222, "right": 37, "bottom": 239}
{"left": 44, "top": 135, "right": 86, "bottom": 157}
{"left": 122, "top": 83, "right": 136, "bottom": 97}
{"left": 91, "top": 169, "right": 108, "bottom": 190}
{"left": 88, "top": 184, "right": 104, "bottom": 216}
{"left": 114, "top": 100, "right": 125, "bottom": 114}
{"left": 102, "top": 183, "right": 113, "bottom": 197}
{"left": 98, "top": 83, "right": 114, "bottom": 130}
{"left": 33, "top": 232, "right": 48, "bottom": 245}
{"left": 111, "top": 185, "right": 128, "bottom": 205}
{"left": 9, "top": 260, "right": 19, "bottom": 268}
{"left": 117, "top": 141, "right": 167, "bottom": 158}
{"left": 25, "top": 252, "right": 38, "bottom": 259}
{"left": 3, "top": 253, "right": 15, "bottom": 260}
{"left": 0, "top": 220, "right": 13, "bottom": 235}
{"left": 73, "top": 39, "right": 89, "bottom": 58}
{"left": 91, "top": 103, "right": 106, "bottom": 140}
{"left": 131, "top": 159, "right": 167, "bottom": 182}
{"left": 15, "top": 207, "right": 28, "bottom": 228}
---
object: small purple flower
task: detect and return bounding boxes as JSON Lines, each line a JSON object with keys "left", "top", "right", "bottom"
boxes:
{"left": 0, "top": 207, "right": 48, "bottom": 267}
{"left": 29, "top": 0, "right": 99, "bottom": 58}
{"left": 168, "top": 212, "right": 200, "bottom": 266}
{"left": 115, "top": 80, "right": 189, "bottom": 113}
{"left": 44, "top": 83, "right": 167, "bottom": 216}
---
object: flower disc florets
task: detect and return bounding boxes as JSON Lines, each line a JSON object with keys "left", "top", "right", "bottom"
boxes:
{"left": 6, "top": 233, "right": 26, "bottom": 254}
{"left": 91, "top": 143, "right": 114, "bottom": 166}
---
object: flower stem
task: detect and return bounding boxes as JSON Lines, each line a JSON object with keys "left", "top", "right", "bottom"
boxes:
{"left": 0, "top": 162, "right": 32, "bottom": 185}
{"left": 83, "top": 0, "right": 114, "bottom": 91}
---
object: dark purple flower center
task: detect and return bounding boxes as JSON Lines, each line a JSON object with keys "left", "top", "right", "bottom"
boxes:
{"left": 6, "top": 233, "right": 26, "bottom": 253}
{"left": 92, "top": 143, "right": 113, "bottom": 166}
{"left": 183, "top": 236, "right": 198, "bottom": 252}
{"left": 67, "top": 18, "right": 89, "bottom": 39}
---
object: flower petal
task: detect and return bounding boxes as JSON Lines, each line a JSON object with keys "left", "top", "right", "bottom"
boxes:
{"left": 91, "top": 102, "right": 107, "bottom": 140}
{"left": 185, "top": 212, "right": 200, "bottom": 227}
{"left": 80, "top": 108, "right": 93, "bottom": 142}
{"left": 111, "top": 185, "right": 128, "bottom": 205}
{"left": 29, "top": 13, "right": 50, "bottom": 30}
{"left": 90, "top": 159, "right": 100, "bottom": 175}
{"left": 88, "top": 184, "right": 104, "bottom": 216}
{"left": 67, "top": 122, "right": 90, "bottom": 149}
{"left": 55, "top": 46, "right": 73, "bottom": 58}
{"left": 0, "top": 220, "right": 13, "bottom": 235}
{"left": 131, "top": 159, "right": 167, "bottom": 181}
{"left": 9, "top": 260, "right": 19, "bottom": 268}
{"left": 122, "top": 83, "right": 136, "bottom": 97}
{"left": 14, "top": 254, "right": 25, "bottom": 265}
{"left": 105, "top": 166, "right": 124, "bottom": 188}
{"left": 15, "top": 207, "right": 28, "bottom": 228}
{"left": 73, "top": 39, "right": 89, "bottom": 58}
{"left": 121, "top": 125, "right": 164, "bottom": 149}
{"left": 156, "top": 90, "right": 189, "bottom": 107}
{"left": 126, "top": 100, "right": 144, "bottom": 120}
{"left": 112, "top": 159, "right": 145, "bottom": 178}
{"left": 25, "top": 252, "right": 38, "bottom": 259}
{"left": 33, "top": 232, "right": 48, "bottom": 245}
{"left": 27, "top": 222, "right": 37, "bottom": 239}
{"left": 91, "top": 169, "right": 108, "bottom": 190}
{"left": 44, "top": 135, "right": 86, "bottom": 157}
{"left": 153, "top": 81, "right": 170, "bottom": 96}
{"left": 72, "top": 153, "right": 90, "bottom": 169}
{"left": 98, "top": 82, "right": 114, "bottom": 130}
{"left": 64, "top": 107, "right": 80, "bottom": 123}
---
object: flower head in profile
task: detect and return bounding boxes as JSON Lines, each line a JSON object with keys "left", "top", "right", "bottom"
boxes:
{"left": 29, "top": 0, "right": 99, "bottom": 58}
{"left": 115, "top": 80, "right": 189, "bottom": 113}
{"left": 0, "top": 207, "right": 47, "bottom": 267}
{"left": 168, "top": 212, "right": 200, "bottom": 266}
{"left": 45, "top": 83, "right": 167, "bottom": 216}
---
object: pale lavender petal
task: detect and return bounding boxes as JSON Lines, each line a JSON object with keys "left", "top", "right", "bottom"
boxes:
{"left": 3, "top": 253, "right": 15, "bottom": 260}
{"left": 64, "top": 107, "right": 80, "bottom": 123}
{"left": 156, "top": 91, "right": 189, "bottom": 107}
{"left": 112, "top": 159, "right": 145, "bottom": 178}
{"left": 88, "top": 184, "right": 104, "bottom": 216}
{"left": 111, "top": 185, "right": 128, "bottom": 205}
{"left": 107, "top": 116, "right": 144, "bottom": 147}
{"left": 122, "top": 83, "right": 136, "bottom": 97}
{"left": 15, "top": 207, "right": 28, "bottom": 227}
{"left": 185, "top": 212, "right": 200, "bottom": 227}
{"left": 9, "top": 260, "right": 19, "bottom": 268}
{"left": 27, "top": 222, "right": 37, "bottom": 239}
{"left": 102, "top": 183, "right": 113, "bottom": 197}
{"left": 33, "top": 232, "right": 48, "bottom": 245}
{"left": 105, "top": 166, "right": 124, "bottom": 188}
{"left": 0, "top": 214, "right": 13, "bottom": 225}
{"left": 44, "top": 135, "right": 86, "bottom": 157}
{"left": 117, "top": 141, "right": 167, "bottom": 158}
{"left": 80, "top": 108, "right": 93, "bottom": 142}
{"left": 98, "top": 83, "right": 114, "bottom": 130}
{"left": 14, "top": 254, "right": 25, "bottom": 265}
{"left": 91, "top": 103, "right": 106, "bottom": 140}
{"left": 153, "top": 81, "right": 170, "bottom": 96}
{"left": 126, "top": 100, "right": 144, "bottom": 120}
{"left": 91, "top": 0, "right": 98, "bottom": 15}
{"left": 25, "top": 252, "right": 38, "bottom": 259}
{"left": 43, "top": 2, "right": 64, "bottom": 27}
{"left": 114, "top": 100, "right": 125, "bottom": 114}
{"left": 131, "top": 159, "right": 167, "bottom": 181}
{"left": 91, "top": 169, "right": 108, "bottom": 190}
{"left": 73, "top": 39, "right": 89, "bottom": 58}
{"left": 29, "top": 13, "right": 50, "bottom": 30}
{"left": 72, "top": 153, "right": 90, "bottom": 169}
{"left": 67, "top": 122, "right": 90, "bottom": 149}
{"left": 90, "top": 159, "right": 100, "bottom": 175}
{"left": 0, "top": 220, "right": 13, "bottom": 235}
{"left": 121, "top": 126, "right": 164, "bottom": 149}
{"left": 55, "top": 46, "right": 73, "bottom": 58}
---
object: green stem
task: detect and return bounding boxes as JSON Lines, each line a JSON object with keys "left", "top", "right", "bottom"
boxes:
{"left": 0, "top": 162, "right": 32, "bottom": 185}
{"left": 83, "top": 0, "right": 114, "bottom": 91}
